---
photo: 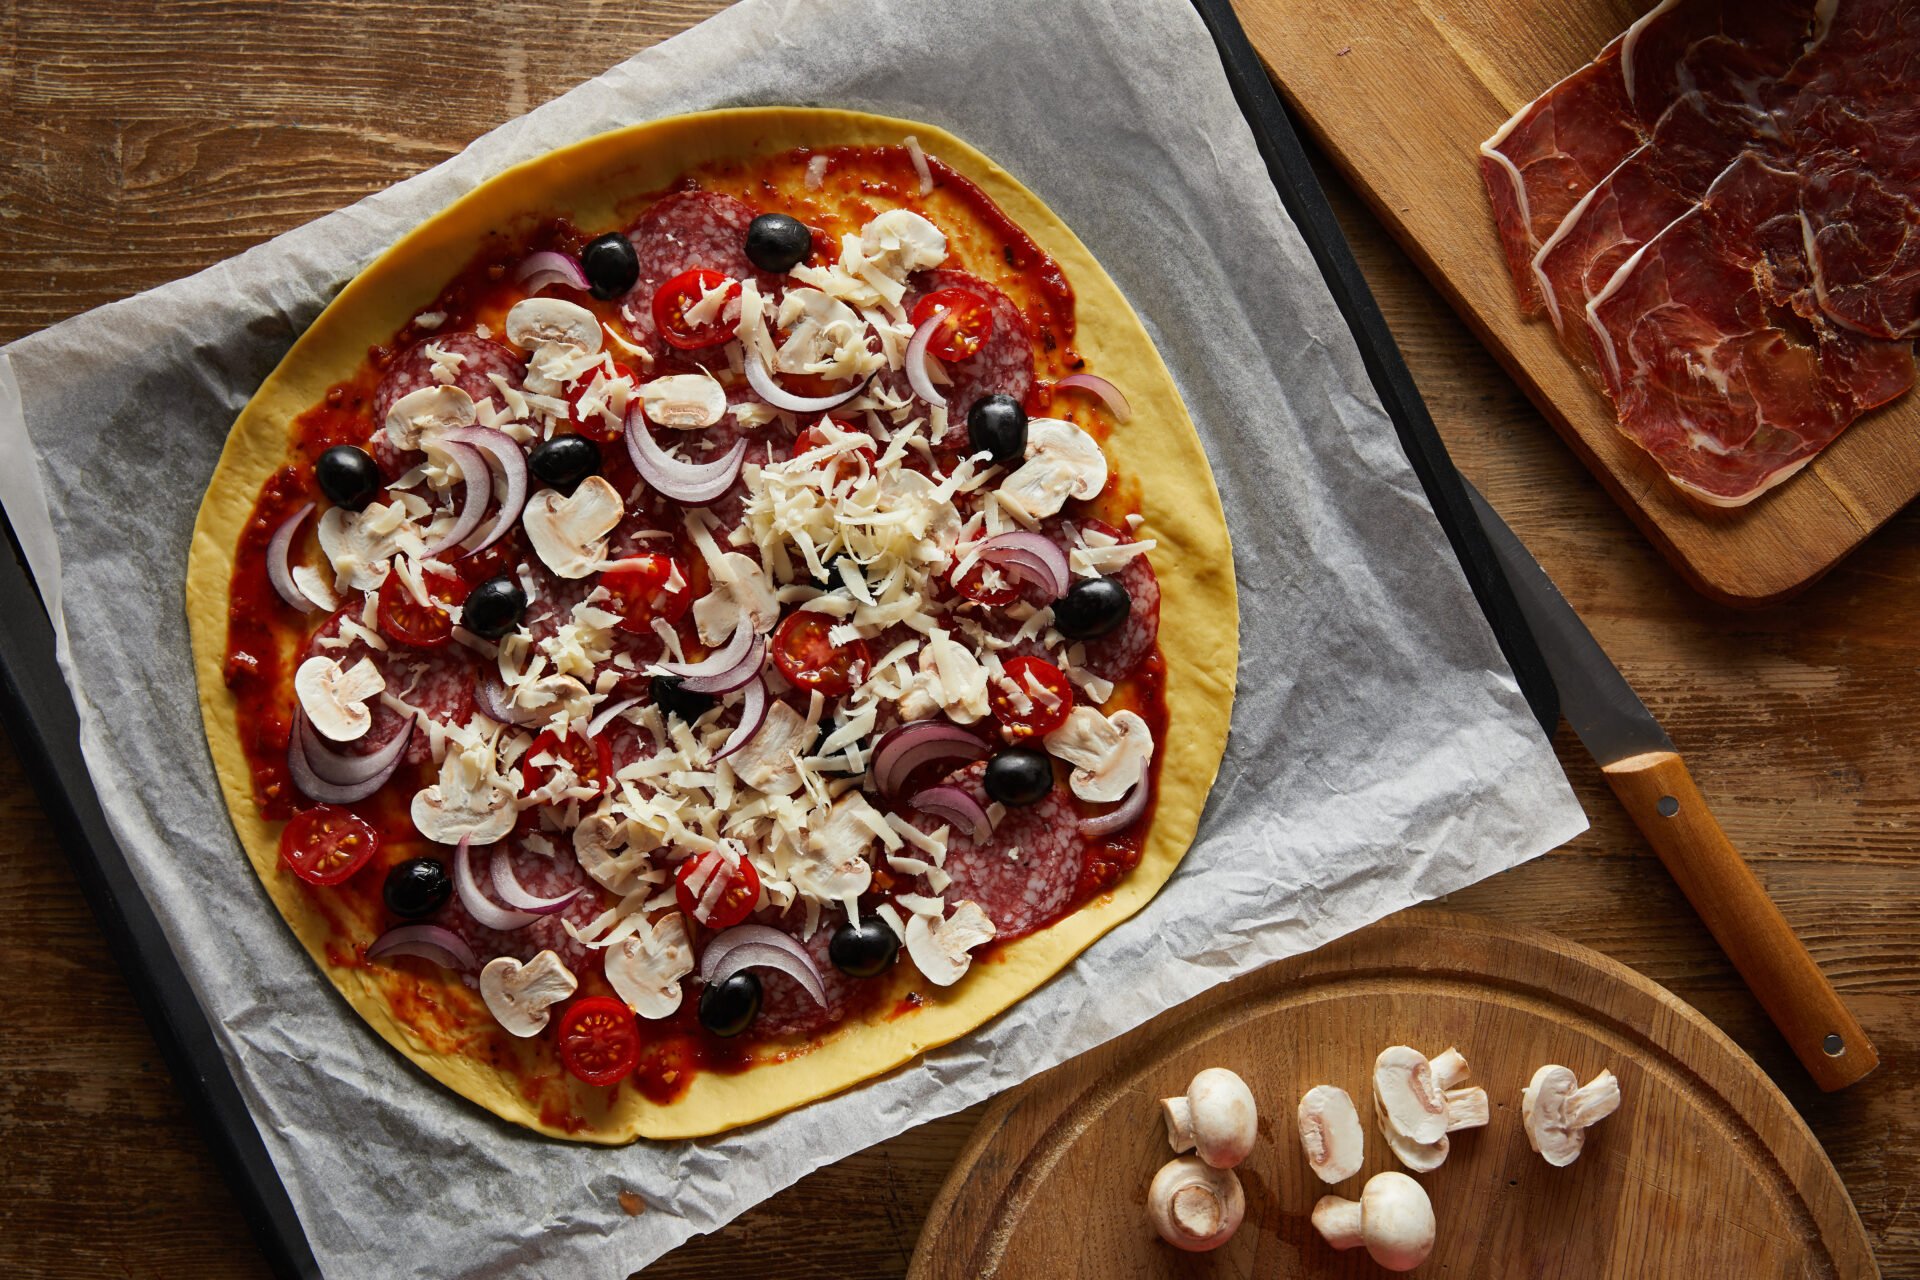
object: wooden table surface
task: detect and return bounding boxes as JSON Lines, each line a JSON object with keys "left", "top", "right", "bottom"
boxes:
{"left": 1, "top": 3, "right": 1914, "bottom": 1277}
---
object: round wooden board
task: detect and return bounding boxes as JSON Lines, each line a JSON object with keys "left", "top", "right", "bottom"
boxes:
{"left": 908, "top": 910, "right": 1877, "bottom": 1279}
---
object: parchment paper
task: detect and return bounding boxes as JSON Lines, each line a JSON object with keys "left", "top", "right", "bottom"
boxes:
{"left": 0, "top": 0, "right": 1587, "bottom": 1274}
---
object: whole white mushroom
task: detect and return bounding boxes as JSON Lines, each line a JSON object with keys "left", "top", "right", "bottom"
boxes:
{"left": 1312, "top": 1171, "right": 1437, "bottom": 1272}
{"left": 1147, "top": 1155, "right": 1245, "bottom": 1252}
{"left": 1160, "top": 1067, "right": 1258, "bottom": 1169}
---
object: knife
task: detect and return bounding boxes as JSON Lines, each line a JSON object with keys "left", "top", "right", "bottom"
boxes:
{"left": 1461, "top": 479, "right": 1878, "bottom": 1090}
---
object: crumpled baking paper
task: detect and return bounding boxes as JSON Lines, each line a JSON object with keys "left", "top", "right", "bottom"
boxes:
{"left": 0, "top": 0, "right": 1587, "bottom": 1274}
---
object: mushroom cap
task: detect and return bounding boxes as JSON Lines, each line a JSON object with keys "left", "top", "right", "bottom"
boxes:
{"left": 905, "top": 900, "right": 996, "bottom": 987}
{"left": 294, "top": 655, "right": 384, "bottom": 743}
{"left": 1522, "top": 1063, "right": 1585, "bottom": 1166}
{"left": 995, "top": 418, "right": 1109, "bottom": 521}
{"left": 859, "top": 208, "right": 948, "bottom": 276}
{"left": 384, "top": 383, "right": 476, "bottom": 450}
{"left": 639, "top": 373, "right": 727, "bottom": 429}
{"left": 605, "top": 913, "right": 694, "bottom": 1019}
{"left": 1374, "top": 1044, "right": 1448, "bottom": 1146}
{"left": 480, "top": 950, "right": 578, "bottom": 1037}
{"left": 1297, "top": 1084, "right": 1366, "bottom": 1183}
{"left": 1373, "top": 1092, "right": 1450, "bottom": 1173}
{"left": 505, "top": 296, "right": 603, "bottom": 354}
{"left": 1182, "top": 1067, "right": 1258, "bottom": 1169}
{"left": 1147, "top": 1156, "right": 1245, "bottom": 1252}
{"left": 1042, "top": 706, "right": 1154, "bottom": 804}
{"left": 1358, "top": 1172, "right": 1436, "bottom": 1272}
{"left": 522, "top": 474, "right": 623, "bottom": 579}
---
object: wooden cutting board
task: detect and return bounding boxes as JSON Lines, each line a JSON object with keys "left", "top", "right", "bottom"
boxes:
{"left": 907, "top": 911, "right": 1876, "bottom": 1279}
{"left": 1231, "top": 0, "right": 1920, "bottom": 606}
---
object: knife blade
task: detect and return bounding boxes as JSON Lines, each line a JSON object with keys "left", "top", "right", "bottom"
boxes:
{"left": 1461, "top": 478, "right": 1877, "bottom": 1090}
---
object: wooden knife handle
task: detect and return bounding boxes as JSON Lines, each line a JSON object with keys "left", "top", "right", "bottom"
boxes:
{"left": 1601, "top": 750, "right": 1877, "bottom": 1090}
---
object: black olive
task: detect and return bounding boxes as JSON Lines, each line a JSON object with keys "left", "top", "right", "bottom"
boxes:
{"left": 580, "top": 232, "right": 640, "bottom": 300}
{"left": 829, "top": 918, "right": 900, "bottom": 978}
{"left": 463, "top": 576, "right": 527, "bottom": 640}
{"left": 383, "top": 858, "right": 451, "bottom": 918}
{"left": 652, "top": 674, "right": 715, "bottom": 722}
{"left": 745, "top": 213, "right": 813, "bottom": 273}
{"left": 528, "top": 434, "right": 602, "bottom": 492}
{"left": 316, "top": 445, "right": 381, "bottom": 511}
{"left": 699, "top": 971, "right": 761, "bottom": 1038}
{"left": 984, "top": 747, "right": 1054, "bottom": 806}
{"left": 1052, "top": 576, "right": 1131, "bottom": 640}
{"left": 967, "top": 394, "right": 1028, "bottom": 465}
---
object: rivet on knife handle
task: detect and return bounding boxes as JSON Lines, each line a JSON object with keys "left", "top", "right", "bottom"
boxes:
{"left": 1601, "top": 749, "right": 1878, "bottom": 1091}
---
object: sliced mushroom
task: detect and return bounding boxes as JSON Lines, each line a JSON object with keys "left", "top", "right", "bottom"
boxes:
{"left": 795, "top": 793, "right": 880, "bottom": 904}
{"left": 1041, "top": 706, "right": 1153, "bottom": 803}
{"left": 1297, "top": 1084, "right": 1366, "bottom": 1184}
{"left": 859, "top": 209, "right": 948, "bottom": 277}
{"left": 1312, "top": 1172, "right": 1436, "bottom": 1272}
{"left": 317, "top": 500, "right": 415, "bottom": 591}
{"left": 1522, "top": 1065, "right": 1620, "bottom": 1167}
{"left": 904, "top": 900, "right": 996, "bottom": 987}
{"left": 573, "top": 807, "right": 664, "bottom": 894}
{"left": 605, "top": 913, "right": 694, "bottom": 1020}
{"left": 523, "top": 474, "right": 623, "bottom": 579}
{"left": 995, "top": 419, "right": 1108, "bottom": 522}
{"left": 691, "top": 553, "right": 780, "bottom": 644}
{"left": 384, "top": 384, "right": 477, "bottom": 450}
{"left": 638, "top": 373, "right": 728, "bottom": 429}
{"left": 1373, "top": 1044, "right": 1448, "bottom": 1146}
{"left": 480, "top": 950, "right": 578, "bottom": 1037}
{"left": 294, "top": 655, "right": 385, "bottom": 743}
{"left": 1374, "top": 1092, "right": 1449, "bottom": 1172}
{"left": 1147, "top": 1156, "right": 1244, "bottom": 1252}
{"left": 1160, "top": 1067, "right": 1258, "bottom": 1170}
{"left": 409, "top": 742, "right": 516, "bottom": 845}
{"left": 774, "top": 287, "right": 875, "bottom": 380}
{"left": 504, "top": 297, "right": 603, "bottom": 355}
{"left": 511, "top": 673, "right": 593, "bottom": 724}
{"left": 899, "top": 628, "right": 989, "bottom": 725}
{"left": 725, "top": 699, "right": 809, "bottom": 795}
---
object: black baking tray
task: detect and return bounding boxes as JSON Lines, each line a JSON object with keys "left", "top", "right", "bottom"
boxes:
{"left": 0, "top": 4, "right": 1557, "bottom": 1276}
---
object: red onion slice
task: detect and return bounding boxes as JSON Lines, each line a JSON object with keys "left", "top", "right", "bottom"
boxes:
{"left": 904, "top": 313, "right": 948, "bottom": 408}
{"left": 586, "top": 696, "right": 640, "bottom": 738}
{"left": 287, "top": 715, "right": 409, "bottom": 804}
{"left": 441, "top": 427, "right": 528, "bottom": 556}
{"left": 474, "top": 675, "right": 522, "bottom": 724}
{"left": 297, "top": 709, "right": 413, "bottom": 786}
{"left": 658, "top": 619, "right": 756, "bottom": 681}
{"left": 267, "top": 503, "right": 319, "bottom": 613}
{"left": 711, "top": 676, "right": 767, "bottom": 761}
{"left": 977, "top": 531, "right": 1071, "bottom": 598}
{"left": 1053, "top": 373, "right": 1132, "bottom": 423}
{"left": 910, "top": 784, "right": 992, "bottom": 842}
{"left": 489, "top": 846, "right": 582, "bottom": 914}
{"left": 872, "top": 720, "right": 991, "bottom": 797}
{"left": 515, "top": 250, "right": 590, "bottom": 294}
{"left": 624, "top": 404, "right": 747, "bottom": 505}
{"left": 699, "top": 924, "right": 826, "bottom": 1006}
{"left": 678, "top": 633, "right": 766, "bottom": 695}
{"left": 1079, "top": 779, "right": 1150, "bottom": 837}
{"left": 743, "top": 348, "right": 864, "bottom": 414}
{"left": 366, "top": 924, "right": 477, "bottom": 970}
{"left": 423, "top": 440, "right": 491, "bottom": 556}
{"left": 453, "top": 837, "right": 541, "bottom": 931}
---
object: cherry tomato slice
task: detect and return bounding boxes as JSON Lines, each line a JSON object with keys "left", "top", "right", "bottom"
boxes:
{"left": 771, "top": 610, "right": 871, "bottom": 696}
{"left": 673, "top": 849, "right": 762, "bottom": 930}
{"left": 279, "top": 806, "right": 380, "bottom": 886}
{"left": 520, "top": 728, "right": 615, "bottom": 797}
{"left": 378, "top": 570, "right": 470, "bottom": 649}
{"left": 909, "top": 288, "right": 994, "bottom": 362}
{"left": 564, "top": 361, "right": 637, "bottom": 443}
{"left": 652, "top": 269, "right": 740, "bottom": 350}
{"left": 556, "top": 996, "right": 642, "bottom": 1086}
{"left": 950, "top": 558, "right": 1021, "bottom": 606}
{"left": 601, "top": 553, "right": 693, "bottom": 634}
{"left": 455, "top": 538, "right": 519, "bottom": 586}
{"left": 791, "top": 419, "right": 878, "bottom": 483}
{"left": 990, "top": 655, "right": 1075, "bottom": 741}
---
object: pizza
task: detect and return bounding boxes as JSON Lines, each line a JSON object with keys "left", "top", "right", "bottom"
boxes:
{"left": 186, "top": 109, "right": 1236, "bottom": 1142}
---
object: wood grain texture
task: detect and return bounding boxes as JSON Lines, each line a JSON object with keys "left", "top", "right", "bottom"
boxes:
{"left": 1602, "top": 749, "right": 1877, "bottom": 1090}
{"left": 0, "top": 1, "right": 1915, "bottom": 1277}
{"left": 1236, "top": 0, "right": 1920, "bottom": 605}
{"left": 908, "top": 911, "right": 1875, "bottom": 1279}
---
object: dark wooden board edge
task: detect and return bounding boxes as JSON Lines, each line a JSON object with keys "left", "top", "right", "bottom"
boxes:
{"left": 1192, "top": 0, "right": 1560, "bottom": 729}
{"left": 0, "top": 523, "right": 320, "bottom": 1280}
{"left": 0, "top": 5, "right": 1562, "bottom": 1272}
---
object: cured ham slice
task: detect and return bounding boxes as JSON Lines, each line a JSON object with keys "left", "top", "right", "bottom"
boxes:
{"left": 1585, "top": 154, "right": 1914, "bottom": 504}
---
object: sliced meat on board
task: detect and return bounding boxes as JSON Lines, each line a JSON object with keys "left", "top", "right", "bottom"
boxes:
{"left": 1587, "top": 153, "right": 1915, "bottom": 504}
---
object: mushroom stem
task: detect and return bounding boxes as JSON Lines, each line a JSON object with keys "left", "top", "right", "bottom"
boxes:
{"left": 1430, "top": 1046, "right": 1471, "bottom": 1091}
{"left": 1310, "top": 1194, "right": 1365, "bottom": 1250}
{"left": 1444, "top": 1085, "right": 1490, "bottom": 1132}
{"left": 1160, "top": 1096, "right": 1195, "bottom": 1153}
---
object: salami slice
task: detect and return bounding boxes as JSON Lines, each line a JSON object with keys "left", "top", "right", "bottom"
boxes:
{"left": 904, "top": 269, "right": 1035, "bottom": 424}
{"left": 750, "top": 909, "right": 868, "bottom": 1039}
{"left": 431, "top": 840, "right": 606, "bottom": 982}
{"left": 371, "top": 332, "right": 526, "bottom": 473}
{"left": 620, "top": 191, "right": 769, "bottom": 360}
{"left": 301, "top": 606, "right": 481, "bottom": 766}
{"left": 909, "top": 762, "right": 1083, "bottom": 941}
